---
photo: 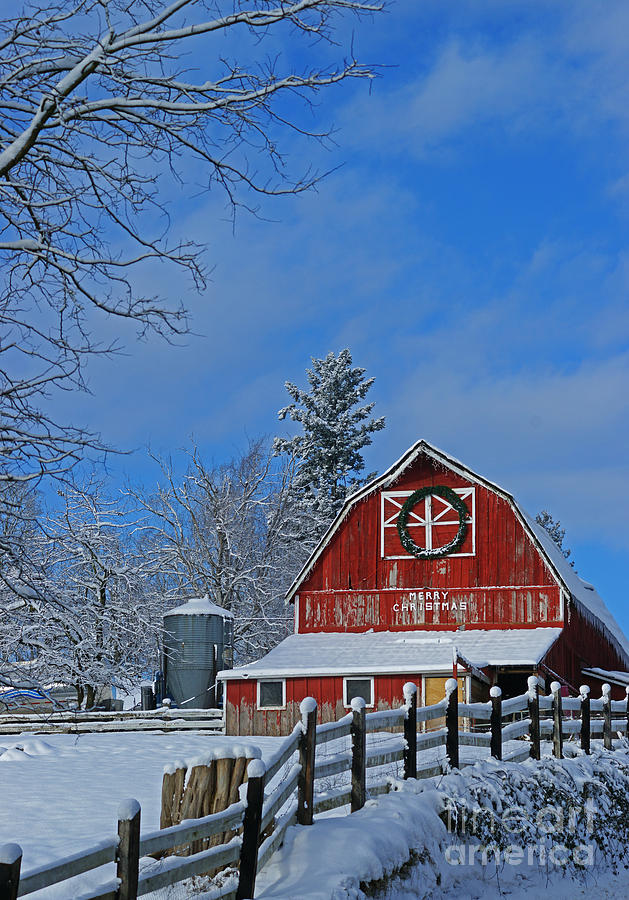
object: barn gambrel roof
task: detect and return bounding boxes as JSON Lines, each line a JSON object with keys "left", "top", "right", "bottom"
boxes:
{"left": 286, "top": 439, "right": 629, "bottom": 666}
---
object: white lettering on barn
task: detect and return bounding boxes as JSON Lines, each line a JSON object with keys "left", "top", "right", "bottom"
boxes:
{"left": 393, "top": 592, "right": 468, "bottom": 613}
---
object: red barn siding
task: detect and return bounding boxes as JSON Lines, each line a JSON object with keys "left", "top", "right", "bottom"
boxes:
{"left": 226, "top": 674, "right": 423, "bottom": 736}
{"left": 299, "top": 586, "right": 562, "bottom": 632}
{"left": 542, "top": 602, "right": 629, "bottom": 697}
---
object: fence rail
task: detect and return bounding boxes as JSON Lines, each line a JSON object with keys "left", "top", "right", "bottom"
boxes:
{"left": 3, "top": 676, "right": 628, "bottom": 899}
{"left": 0, "top": 707, "right": 224, "bottom": 735}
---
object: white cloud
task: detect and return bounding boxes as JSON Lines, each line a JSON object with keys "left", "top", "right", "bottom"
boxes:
{"left": 344, "top": 1, "right": 629, "bottom": 160}
{"left": 406, "top": 41, "right": 550, "bottom": 148}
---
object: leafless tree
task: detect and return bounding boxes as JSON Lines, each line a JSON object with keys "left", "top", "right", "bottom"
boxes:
{"left": 0, "top": 0, "right": 383, "bottom": 515}
{"left": 1, "top": 480, "right": 163, "bottom": 706}
{"left": 0, "top": 1, "right": 383, "bottom": 695}
{"left": 134, "top": 439, "right": 310, "bottom": 662}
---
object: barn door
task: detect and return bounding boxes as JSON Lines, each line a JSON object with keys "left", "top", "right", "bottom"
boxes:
{"left": 423, "top": 676, "right": 465, "bottom": 732}
{"left": 424, "top": 675, "right": 465, "bottom": 705}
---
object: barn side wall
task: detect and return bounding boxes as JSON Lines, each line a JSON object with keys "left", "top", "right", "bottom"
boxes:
{"left": 225, "top": 674, "right": 417, "bottom": 736}
{"left": 543, "top": 601, "right": 629, "bottom": 698}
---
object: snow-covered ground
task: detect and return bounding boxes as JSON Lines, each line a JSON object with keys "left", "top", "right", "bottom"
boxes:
{"left": 255, "top": 745, "right": 629, "bottom": 900}
{"left": 7, "top": 730, "right": 629, "bottom": 900}
{"left": 0, "top": 730, "right": 281, "bottom": 899}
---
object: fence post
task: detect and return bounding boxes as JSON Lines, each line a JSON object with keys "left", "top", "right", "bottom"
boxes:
{"left": 551, "top": 681, "right": 563, "bottom": 759}
{"left": 298, "top": 697, "right": 317, "bottom": 826}
{"left": 403, "top": 682, "right": 417, "bottom": 780}
{"left": 625, "top": 685, "right": 629, "bottom": 740}
{"left": 602, "top": 683, "right": 613, "bottom": 751}
{"left": 350, "top": 697, "right": 366, "bottom": 812}
{"left": 236, "top": 759, "right": 266, "bottom": 900}
{"left": 0, "top": 844, "right": 22, "bottom": 900}
{"left": 490, "top": 686, "right": 502, "bottom": 760}
{"left": 580, "top": 685, "right": 591, "bottom": 755}
{"left": 116, "top": 799, "right": 140, "bottom": 900}
{"left": 445, "top": 678, "right": 459, "bottom": 770}
{"left": 527, "top": 676, "right": 541, "bottom": 761}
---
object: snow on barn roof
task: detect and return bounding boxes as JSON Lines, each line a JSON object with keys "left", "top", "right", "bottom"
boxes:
{"left": 582, "top": 667, "right": 629, "bottom": 688}
{"left": 521, "top": 510, "right": 629, "bottom": 662}
{"left": 163, "top": 596, "right": 234, "bottom": 618}
{"left": 285, "top": 439, "right": 629, "bottom": 667}
{"left": 218, "top": 628, "right": 562, "bottom": 679}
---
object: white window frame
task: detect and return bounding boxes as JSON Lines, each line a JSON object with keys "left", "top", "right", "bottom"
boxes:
{"left": 343, "top": 675, "right": 375, "bottom": 709}
{"left": 257, "top": 678, "right": 286, "bottom": 710}
{"left": 381, "top": 487, "right": 476, "bottom": 559}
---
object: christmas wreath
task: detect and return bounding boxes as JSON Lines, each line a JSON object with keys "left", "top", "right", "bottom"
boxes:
{"left": 397, "top": 485, "right": 468, "bottom": 559}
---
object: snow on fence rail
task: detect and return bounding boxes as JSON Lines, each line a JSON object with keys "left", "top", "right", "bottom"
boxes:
{"left": 0, "top": 707, "right": 224, "bottom": 735}
{"left": 2, "top": 678, "right": 629, "bottom": 899}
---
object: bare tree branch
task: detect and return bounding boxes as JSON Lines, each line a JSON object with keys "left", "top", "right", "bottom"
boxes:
{"left": 0, "top": 0, "right": 383, "bottom": 515}
{"left": 132, "top": 439, "right": 307, "bottom": 662}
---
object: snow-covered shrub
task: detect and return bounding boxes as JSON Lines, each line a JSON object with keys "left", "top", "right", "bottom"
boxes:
{"left": 437, "top": 749, "right": 629, "bottom": 875}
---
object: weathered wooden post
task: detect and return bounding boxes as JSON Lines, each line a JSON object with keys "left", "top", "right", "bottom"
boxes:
{"left": 602, "top": 683, "right": 613, "bottom": 751}
{"left": 527, "top": 676, "right": 541, "bottom": 761}
{"left": 0, "top": 844, "right": 22, "bottom": 900}
{"left": 236, "top": 759, "right": 266, "bottom": 900}
{"left": 403, "top": 682, "right": 417, "bottom": 780}
{"left": 489, "top": 685, "right": 502, "bottom": 760}
{"left": 116, "top": 799, "right": 141, "bottom": 900}
{"left": 298, "top": 697, "right": 317, "bottom": 826}
{"left": 445, "top": 678, "right": 459, "bottom": 770}
{"left": 625, "top": 685, "right": 629, "bottom": 740}
{"left": 551, "top": 681, "right": 563, "bottom": 759}
{"left": 350, "top": 697, "right": 367, "bottom": 812}
{"left": 160, "top": 761, "right": 187, "bottom": 831}
{"left": 212, "top": 758, "right": 234, "bottom": 818}
{"left": 580, "top": 684, "right": 591, "bottom": 755}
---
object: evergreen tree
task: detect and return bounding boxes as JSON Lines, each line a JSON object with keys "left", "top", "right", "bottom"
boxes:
{"left": 274, "top": 349, "right": 385, "bottom": 534}
{"left": 535, "top": 510, "right": 574, "bottom": 567}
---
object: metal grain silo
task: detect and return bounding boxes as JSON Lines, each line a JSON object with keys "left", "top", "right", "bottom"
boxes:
{"left": 163, "top": 596, "right": 234, "bottom": 709}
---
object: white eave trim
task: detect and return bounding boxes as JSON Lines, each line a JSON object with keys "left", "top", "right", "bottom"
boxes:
{"left": 582, "top": 668, "right": 629, "bottom": 688}
{"left": 219, "top": 662, "right": 480, "bottom": 680}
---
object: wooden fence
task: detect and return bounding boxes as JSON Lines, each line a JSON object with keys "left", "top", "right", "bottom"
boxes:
{"left": 0, "top": 707, "right": 224, "bottom": 735}
{"left": 2, "top": 677, "right": 627, "bottom": 900}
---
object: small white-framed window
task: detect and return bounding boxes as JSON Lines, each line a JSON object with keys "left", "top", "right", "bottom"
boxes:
{"left": 343, "top": 676, "right": 374, "bottom": 708}
{"left": 257, "top": 679, "right": 286, "bottom": 710}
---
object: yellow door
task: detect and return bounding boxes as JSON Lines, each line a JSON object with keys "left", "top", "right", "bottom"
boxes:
{"left": 423, "top": 676, "right": 465, "bottom": 731}
{"left": 424, "top": 675, "right": 465, "bottom": 706}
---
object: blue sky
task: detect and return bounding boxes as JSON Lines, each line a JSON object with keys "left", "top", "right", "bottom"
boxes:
{"left": 54, "top": 1, "right": 629, "bottom": 633}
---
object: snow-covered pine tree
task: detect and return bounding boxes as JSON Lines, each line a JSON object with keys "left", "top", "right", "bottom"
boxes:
{"left": 274, "top": 349, "right": 385, "bottom": 539}
{"left": 535, "top": 509, "right": 574, "bottom": 567}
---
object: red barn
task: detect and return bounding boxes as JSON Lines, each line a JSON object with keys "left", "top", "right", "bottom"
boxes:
{"left": 220, "top": 440, "right": 629, "bottom": 735}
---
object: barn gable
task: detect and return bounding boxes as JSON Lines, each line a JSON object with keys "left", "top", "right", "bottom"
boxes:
{"left": 288, "top": 440, "right": 557, "bottom": 598}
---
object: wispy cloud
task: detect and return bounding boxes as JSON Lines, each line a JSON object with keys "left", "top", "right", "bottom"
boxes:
{"left": 345, "top": 1, "right": 629, "bottom": 162}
